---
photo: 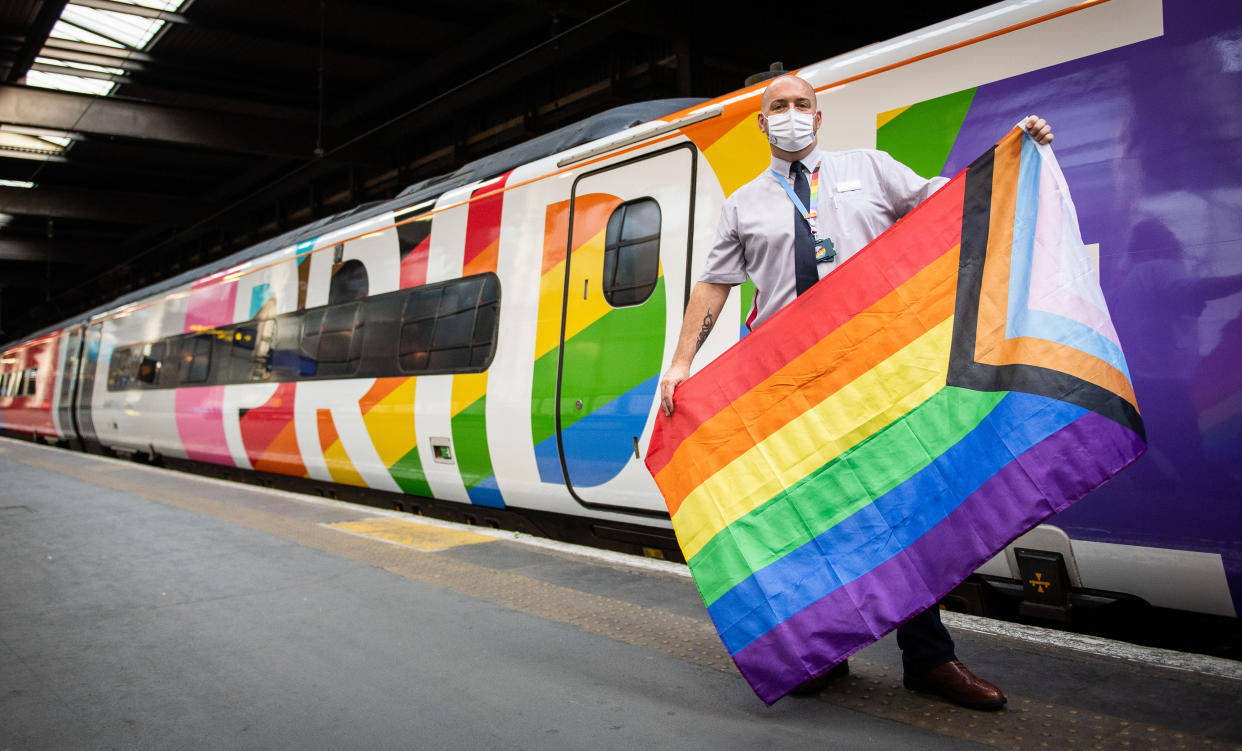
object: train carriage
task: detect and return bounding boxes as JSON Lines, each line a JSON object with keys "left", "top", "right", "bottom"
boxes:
{"left": 3, "top": 0, "right": 1240, "bottom": 628}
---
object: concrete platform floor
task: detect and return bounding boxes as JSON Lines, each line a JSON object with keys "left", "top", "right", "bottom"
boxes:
{"left": 1, "top": 437, "right": 1239, "bottom": 751}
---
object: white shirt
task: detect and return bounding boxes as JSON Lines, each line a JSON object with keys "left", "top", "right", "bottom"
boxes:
{"left": 700, "top": 147, "right": 949, "bottom": 328}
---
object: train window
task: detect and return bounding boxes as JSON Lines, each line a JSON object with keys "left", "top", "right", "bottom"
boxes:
{"left": 471, "top": 275, "right": 500, "bottom": 368}
{"left": 222, "top": 324, "right": 261, "bottom": 383}
{"left": 181, "top": 335, "right": 213, "bottom": 384}
{"left": 157, "top": 342, "right": 182, "bottom": 389}
{"left": 137, "top": 357, "right": 159, "bottom": 384}
{"left": 430, "top": 310, "right": 473, "bottom": 369}
{"left": 248, "top": 319, "right": 273, "bottom": 382}
{"left": 246, "top": 299, "right": 279, "bottom": 382}
{"left": 108, "top": 346, "right": 138, "bottom": 391}
{"left": 137, "top": 341, "right": 166, "bottom": 385}
{"left": 268, "top": 314, "right": 310, "bottom": 379}
{"left": 299, "top": 308, "right": 325, "bottom": 377}
{"left": 603, "top": 198, "right": 661, "bottom": 307}
{"left": 87, "top": 273, "right": 503, "bottom": 388}
{"left": 404, "top": 284, "right": 440, "bottom": 321}
{"left": 398, "top": 273, "right": 500, "bottom": 374}
{"left": 22, "top": 368, "right": 36, "bottom": 396}
{"left": 298, "top": 303, "right": 364, "bottom": 378}
{"left": 398, "top": 285, "right": 441, "bottom": 373}
{"left": 315, "top": 302, "right": 364, "bottom": 377}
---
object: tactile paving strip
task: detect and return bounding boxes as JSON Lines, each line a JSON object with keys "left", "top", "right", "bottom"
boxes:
{"left": 5, "top": 440, "right": 1239, "bottom": 751}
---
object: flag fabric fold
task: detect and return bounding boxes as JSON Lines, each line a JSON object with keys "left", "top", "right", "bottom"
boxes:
{"left": 644, "top": 128, "right": 1145, "bottom": 705}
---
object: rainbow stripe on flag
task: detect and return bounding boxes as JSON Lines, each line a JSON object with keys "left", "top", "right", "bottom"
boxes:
{"left": 644, "top": 128, "right": 1145, "bottom": 705}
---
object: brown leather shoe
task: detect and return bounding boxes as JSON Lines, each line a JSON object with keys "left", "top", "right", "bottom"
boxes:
{"left": 903, "top": 660, "right": 1007, "bottom": 710}
{"left": 790, "top": 660, "right": 850, "bottom": 695}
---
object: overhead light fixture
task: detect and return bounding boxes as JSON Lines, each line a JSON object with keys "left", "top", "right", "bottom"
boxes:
{"left": 0, "top": 124, "right": 80, "bottom": 141}
{"left": 0, "top": 129, "right": 68, "bottom": 161}
{"left": 0, "top": 180, "right": 36, "bottom": 189}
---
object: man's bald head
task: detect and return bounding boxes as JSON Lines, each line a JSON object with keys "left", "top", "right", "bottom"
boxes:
{"left": 760, "top": 75, "right": 817, "bottom": 114}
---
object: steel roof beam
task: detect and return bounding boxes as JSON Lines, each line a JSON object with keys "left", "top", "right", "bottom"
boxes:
{"left": 0, "top": 238, "right": 111, "bottom": 264}
{"left": 70, "top": 0, "right": 449, "bottom": 68}
{"left": 6, "top": 0, "right": 69, "bottom": 83}
{"left": 0, "top": 184, "right": 209, "bottom": 224}
{"left": 36, "top": 38, "right": 304, "bottom": 102}
{"left": 68, "top": 0, "right": 188, "bottom": 24}
{"left": 0, "top": 83, "right": 315, "bottom": 158}
{"left": 41, "top": 38, "right": 155, "bottom": 64}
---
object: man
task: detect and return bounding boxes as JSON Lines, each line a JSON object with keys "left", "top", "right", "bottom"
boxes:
{"left": 658, "top": 74, "right": 1053, "bottom": 710}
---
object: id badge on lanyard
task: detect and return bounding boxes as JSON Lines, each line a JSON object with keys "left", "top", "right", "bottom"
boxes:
{"left": 772, "top": 166, "right": 836, "bottom": 262}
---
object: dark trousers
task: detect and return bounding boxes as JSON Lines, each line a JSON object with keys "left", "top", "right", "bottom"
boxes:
{"left": 896, "top": 606, "right": 957, "bottom": 675}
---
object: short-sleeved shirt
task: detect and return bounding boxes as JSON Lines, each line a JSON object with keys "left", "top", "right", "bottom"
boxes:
{"left": 700, "top": 147, "right": 948, "bottom": 328}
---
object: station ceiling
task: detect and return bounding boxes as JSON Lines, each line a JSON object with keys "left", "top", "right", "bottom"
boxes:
{"left": 0, "top": 0, "right": 992, "bottom": 341}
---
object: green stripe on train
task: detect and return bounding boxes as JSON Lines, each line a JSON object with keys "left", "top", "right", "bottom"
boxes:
{"left": 877, "top": 88, "right": 976, "bottom": 179}
{"left": 531, "top": 277, "right": 667, "bottom": 448}
{"left": 452, "top": 393, "right": 494, "bottom": 493}
{"left": 387, "top": 444, "right": 433, "bottom": 498}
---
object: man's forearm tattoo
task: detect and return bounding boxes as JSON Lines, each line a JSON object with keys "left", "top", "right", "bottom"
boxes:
{"left": 695, "top": 312, "right": 715, "bottom": 351}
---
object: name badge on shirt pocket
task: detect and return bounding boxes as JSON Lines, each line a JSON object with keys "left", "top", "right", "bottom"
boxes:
{"left": 836, "top": 178, "right": 863, "bottom": 193}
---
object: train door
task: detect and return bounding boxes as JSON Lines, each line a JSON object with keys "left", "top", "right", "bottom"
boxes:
{"left": 74, "top": 321, "right": 103, "bottom": 449}
{"left": 556, "top": 143, "right": 697, "bottom": 514}
{"left": 54, "top": 325, "right": 84, "bottom": 445}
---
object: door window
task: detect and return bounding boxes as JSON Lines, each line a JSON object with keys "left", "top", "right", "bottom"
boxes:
{"left": 602, "top": 198, "right": 662, "bottom": 307}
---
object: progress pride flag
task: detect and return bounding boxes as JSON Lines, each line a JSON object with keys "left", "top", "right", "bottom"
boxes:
{"left": 645, "top": 128, "right": 1145, "bottom": 704}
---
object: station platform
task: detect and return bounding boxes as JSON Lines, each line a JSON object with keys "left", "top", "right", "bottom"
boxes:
{"left": 2, "top": 436, "right": 1240, "bottom": 751}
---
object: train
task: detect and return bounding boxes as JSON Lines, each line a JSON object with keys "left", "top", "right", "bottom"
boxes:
{"left": 3, "top": 0, "right": 1239, "bottom": 630}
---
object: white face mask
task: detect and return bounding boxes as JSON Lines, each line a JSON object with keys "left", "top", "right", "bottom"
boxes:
{"left": 764, "top": 110, "right": 816, "bottom": 152}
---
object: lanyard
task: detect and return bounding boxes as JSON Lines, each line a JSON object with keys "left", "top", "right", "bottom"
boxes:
{"left": 772, "top": 165, "right": 836, "bottom": 262}
{"left": 771, "top": 166, "right": 820, "bottom": 240}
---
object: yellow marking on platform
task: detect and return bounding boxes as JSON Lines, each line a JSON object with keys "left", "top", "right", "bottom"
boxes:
{"left": 329, "top": 518, "right": 495, "bottom": 552}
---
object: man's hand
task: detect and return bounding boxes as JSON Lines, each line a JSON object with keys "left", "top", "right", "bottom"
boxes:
{"left": 659, "top": 362, "right": 690, "bottom": 416}
{"left": 658, "top": 281, "right": 731, "bottom": 417}
{"left": 1023, "top": 115, "right": 1053, "bottom": 145}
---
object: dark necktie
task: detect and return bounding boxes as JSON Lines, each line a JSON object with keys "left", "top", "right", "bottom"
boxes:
{"left": 791, "top": 163, "right": 818, "bottom": 295}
